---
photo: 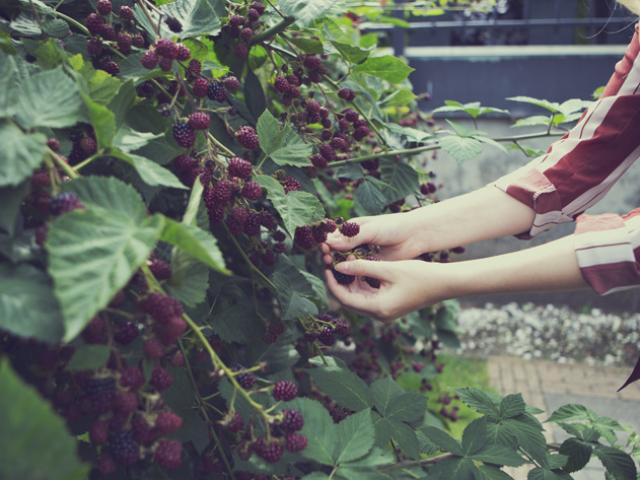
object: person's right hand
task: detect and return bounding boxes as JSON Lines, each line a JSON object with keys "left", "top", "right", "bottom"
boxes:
{"left": 321, "top": 211, "right": 428, "bottom": 266}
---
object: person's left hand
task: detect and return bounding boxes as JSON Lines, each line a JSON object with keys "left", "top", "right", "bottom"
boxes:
{"left": 324, "top": 259, "right": 450, "bottom": 322}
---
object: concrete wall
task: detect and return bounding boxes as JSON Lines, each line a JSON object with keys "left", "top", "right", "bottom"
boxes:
{"left": 432, "top": 119, "right": 640, "bottom": 312}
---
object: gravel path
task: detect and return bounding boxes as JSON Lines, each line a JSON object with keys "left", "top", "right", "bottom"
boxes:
{"left": 456, "top": 303, "right": 640, "bottom": 367}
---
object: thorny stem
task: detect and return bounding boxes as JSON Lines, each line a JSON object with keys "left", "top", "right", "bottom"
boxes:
{"left": 179, "top": 341, "right": 236, "bottom": 480}
{"left": 251, "top": 16, "right": 296, "bottom": 45}
{"left": 140, "top": 264, "right": 274, "bottom": 437}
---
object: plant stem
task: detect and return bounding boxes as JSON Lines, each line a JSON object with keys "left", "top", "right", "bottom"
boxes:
{"left": 224, "top": 224, "right": 278, "bottom": 291}
{"left": 250, "top": 16, "right": 296, "bottom": 45}
{"left": 207, "top": 132, "right": 235, "bottom": 157}
{"left": 51, "top": 9, "right": 90, "bottom": 35}
{"left": 73, "top": 151, "right": 103, "bottom": 171}
{"left": 49, "top": 151, "right": 79, "bottom": 179}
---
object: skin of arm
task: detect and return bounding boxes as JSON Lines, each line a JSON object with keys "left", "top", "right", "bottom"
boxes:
{"left": 325, "top": 235, "right": 587, "bottom": 322}
{"left": 322, "top": 186, "right": 536, "bottom": 262}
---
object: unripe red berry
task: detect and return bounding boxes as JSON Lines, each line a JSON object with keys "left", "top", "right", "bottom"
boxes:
{"left": 340, "top": 221, "right": 360, "bottom": 237}
{"left": 338, "top": 88, "right": 356, "bottom": 101}
{"left": 235, "top": 126, "right": 260, "bottom": 150}
{"left": 193, "top": 77, "right": 209, "bottom": 97}
{"left": 90, "top": 419, "right": 109, "bottom": 445}
{"left": 141, "top": 50, "right": 159, "bottom": 69}
{"left": 285, "top": 433, "right": 308, "bottom": 453}
{"left": 119, "top": 5, "right": 134, "bottom": 20}
{"left": 223, "top": 75, "right": 241, "bottom": 92}
{"left": 188, "top": 112, "right": 211, "bottom": 130}
{"left": 155, "top": 411, "right": 183, "bottom": 435}
{"left": 154, "top": 439, "right": 182, "bottom": 470}
{"left": 228, "top": 157, "right": 253, "bottom": 179}
{"left": 150, "top": 366, "right": 173, "bottom": 391}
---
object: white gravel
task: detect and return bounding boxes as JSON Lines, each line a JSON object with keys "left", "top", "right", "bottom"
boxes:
{"left": 455, "top": 303, "right": 640, "bottom": 367}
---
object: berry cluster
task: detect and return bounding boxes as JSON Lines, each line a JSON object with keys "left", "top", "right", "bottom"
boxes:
{"left": 221, "top": 1, "right": 266, "bottom": 59}
{"left": 141, "top": 37, "right": 191, "bottom": 72}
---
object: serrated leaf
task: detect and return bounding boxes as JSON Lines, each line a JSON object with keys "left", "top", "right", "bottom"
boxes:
{"left": 43, "top": 18, "right": 70, "bottom": 38}
{"left": 386, "top": 392, "right": 425, "bottom": 423}
{"left": 160, "top": 0, "right": 221, "bottom": 39}
{"left": 63, "top": 176, "right": 148, "bottom": 220}
{"left": 472, "top": 445, "right": 525, "bottom": 467}
{"left": 477, "top": 465, "right": 514, "bottom": 480}
{"left": 332, "top": 40, "right": 370, "bottom": 64}
{"left": 379, "top": 161, "right": 419, "bottom": 202}
{"left": 457, "top": 388, "right": 500, "bottom": 417}
{"left": 160, "top": 219, "right": 228, "bottom": 274}
{"left": 354, "top": 177, "right": 390, "bottom": 214}
{"left": 335, "top": 409, "right": 375, "bottom": 463}
{"left": 429, "top": 458, "right": 479, "bottom": 480}
{"left": 500, "top": 394, "right": 526, "bottom": 418}
{"left": 256, "top": 110, "right": 312, "bottom": 166}
{"left": 352, "top": 55, "right": 414, "bottom": 83}
{"left": 166, "top": 250, "right": 209, "bottom": 307}
{"left": 82, "top": 94, "right": 116, "bottom": 148}
{"left": 47, "top": 207, "right": 164, "bottom": 341}
{"left": 310, "top": 365, "right": 372, "bottom": 412}
{"left": 527, "top": 467, "right": 572, "bottom": 480}
{"left": 16, "top": 67, "right": 83, "bottom": 129}
{"left": 0, "top": 264, "right": 64, "bottom": 342}
{"left": 421, "top": 426, "right": 463, "bottom": 455}
{"left": 0, "top": 122, "right": 46, "bottom": 187}
{"left": 547, "top": 404, "right": 591, "bottom": 423}
{"left": 558, "top": 438, "right": 592, "bottom": 473}
{"left": 507, "top": 96, "right": 560, "bottom": 113}
{"left": 594, "top": 445, "right": 637, "bottom": 480}
{"left": 113, "top": 150, "right": 187, "bottom": 190}
{"left": 278, "top": 0, "right": 339, "bottom": 26}
{"left": 67, "top": 345, "right": 111, "bottom": 371}
{"left": 513, "top": 115, "right": 552, "bottom": 128}
{"left": 386, "top": 418, "right": 420, "bottom": 459}
{"left": 287, "top": 398, "right": 336, "bottom": 465}
{"left": 0, "top": 361, "right": 89, "bottom": 480}
{"left": 370, "top": 377, "right": 404, "bottom": 415}
{"left": 440, "top": 135, "right": 484, "bottom": 162}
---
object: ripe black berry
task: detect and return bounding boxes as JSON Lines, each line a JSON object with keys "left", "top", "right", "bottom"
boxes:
{"left": 85, "top": 13, "right": 104, "bottom": 35}
{"left": 213, "top": 179, "right": 234, "bottom": 204}
{"left": 235, "top": 126, "right": 259, "bottom": 150}
{"left": 332, "top": 268, "right": 355, "bottom": 285}
{"left": 154, "top": 439, "right": 182, "bottom": 470}
{"left": 50, "top": 192, "right": 83, "bottom": 215}
{"left": 281, "top": 409, "right": 304, "bottom": 432}
{"left": 285, "top": 433, "right": 308, "bottom": 453}
{"left": 243, "top": 211, "right": 261, "bottom": 236}
{"left": 272, "top": 380, "right": 298, "bottom": 401}
{"left": 173, "top": 122, "right": 196, "bottom": 148}
{"left": 237, "top": 372, "right": 256, "bottom": 389}
{"left": 141, "top": 50, "right": 159, "bottom": 69}
{"left": 108, "top": 430, "right": 139, "bottom": 465}
{"left": 353, "top": 126, "right": 371, "bottom": 141}
{"left": 114, "top": 321, "right": 139, "bottom": 345}
{"left": 207, "top": 81, "right": 227, "bottom": 102}
{"left": 302, "top": 55, "right": 322, "bottom": 71}
{"left": 340, "top": 221, "right": 359, "bottom": 237}
{"left": 165, "top": 16, "right": 182, "bottom": 33}
{"left": 319, "top": 144, "right": 336, "bottom": 162}
{"left": 90, "top": 419, "right": 109, "bottom": 445}
{"left": 254, "top": 438, "right": 284, "bottom": 464}
{"left": 187, "top": 59, "right": 201, "bottom": 78}
{"left": 150, "top": 366, "right": 173, "bottom": 391}
{"left": 188, "top": 112, "right": 211, "bottom": 130}
{"left": 310, "top": 154, "right": 328, "bottom": 169}
{"left": 319, "top": 326, "right": 336, "bottom": 346}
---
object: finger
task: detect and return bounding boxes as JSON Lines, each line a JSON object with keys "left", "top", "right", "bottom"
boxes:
{"left": 334, "top": 259, "right": 391, "bottom": 280}
{"left": 324, "top": 269, "right": 379, "bottom": 314}
{"left": 320, "top": 243, "right": 330, "bottom": 254}
{"left": 322, "top": 253, "right": 333, "bottom": 265}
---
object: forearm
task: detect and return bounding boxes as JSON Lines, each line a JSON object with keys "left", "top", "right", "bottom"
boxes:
{"left": 406, "top": 186, "right": 536, "bottom": 253}
{"left": 438, "top": 235, "right": 587, "bottom": 299}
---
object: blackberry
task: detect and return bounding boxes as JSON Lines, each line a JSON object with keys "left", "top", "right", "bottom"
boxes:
{"left": 310, "top": 153, "right": 328, "bottom": 169}
{"left": 334, "top": 318, "right": 351, "bottom": 337}
{"left": 274, "top": 76, "right": 290, "bottom": 94}
{"left": 237, "top": 372, "right": 256, "bottom": 389}
{"left": 108, "top": 430, "right": 139, "bottom": 465}
{"left": 353, "top": 126, "right": 371, "bottom": 141}
{"left": 223, "top": 75, "right": 241, "bottom": 92}
{"left": 207, "top": 81, "right": 227, "bottom": 102}
{"left": 101, "top": 25, "right": 117, "bottom": 41}
{"left": 330, "top": 136, "right": 349, "bottom": 152}
{"left": 340, "top": 221, "right": 360, "bottom": 237}
{"left": 243, "top": 211, "right": 261, "bottom": 236}
{"left": 96, "top": 0, "right": 112, "bottom": 15}
{"left": 114, "top": 391, "right": 139, "bottom": 414}
{"left": 247, "top": 8, "right": 260, "bottom": 22}
{"left": 235, "top": 126, "right": 259, "bottom": 150}
{"left": 273, "top": 230, "right": 286, "bottom": 242}
{"left": 154, "top": 439, "right": 182, "bottom": 470}
{"left": 50, "top": 192, "right": 83, "bottom": 215}
{"left": 90, "top": 419, "right": 109, "bottom": 445}
{"left": 155, "top": 411, "right": 183, "bottom": 435}
{"left": 254, "top": 438, "right": 284, "bottom": 464}
{"left": 305, "top": 99, "right": 321, "bottom": 113}
{"left": 159, "top": 57, "right": 173, "bottom": 72}
{"left": 272, "top": 380, "right": 298, "bottom": 401}
{"left": 85, "top": 13, "right": 104, "bottom": 34}
{"left": 173, "top": 122, "right": 196, "bottom": 148}
{"left": 234, "top": 43, "right": 249, "bottom": 59}
{"left": 165, "top": 16, "right": 182, "bottom": 33}
{"left": 302, "top": 55, "right": 321, "bottom": 71}
{"left": 286, "top": 74, "right": 301, "bottom": 86}
{"left": 87, "top": 37, "right": 104, "bottom": 56}
{"left": 119, "top": 5, "right": 134, "bottom": 20}
{"left": 294, "top": 226, "right": 315, "bottom": 250}
{"left": 240, "top": 27, "right": 253, "bottom": 42}
{"left": 132, "top": 33, "right": 145, "bottom": 48}
{"left": 193, "top": 78, "right": 209, "bottom": 97}
{"left": 322, "top": 219, "right": 337, "bottom": 233}
{"left": 319, "top": 326, "right": 336, "bottom": 346}
{"left": 281, "top": 409, "right": 304, "bottom": 432}
{"left": 258, "top": 210, "right": 277, "bottom": 230}
{"left": 79, "top": 136, "right": 97, "bottom": 155}
{"left": 274, "top": 242, "right": 286, "bottom": 254}
{"left": 188, "top": 112, "right": 211, "bottom": 130}
{"left": 282, "top": 176, "right": 301, "bottom": 193}
{"left": 285, "top": 433, "right": 308, "bottom": 453}
{"left": 227, "top": 207, "right": 249, "bottom": 235}
{"left": 338, "top": 88, "right": 356, "bottom": 101}
{"left": 140, "top": 293, "right": 183, "bottom": 323}
{"left": 229, "top": 15, "right": 245, "bottom": 27}
{"left": 155, "top": 315, "right": 187, "bottom": 345}
{"left": 117, "top": 32, "right": 132, "bottom": 54}
{"left": 227, "top": 412, "right": 244, "bottom": 433}
{"left": 312, "top": 224, "right": 327, "bottom": 243}
{"left": 141, "top": 50, "right": 159, "bottom": 69}
{"left": 97, "top": 453, "right": 116, "bottom": 475}
{"left": 319, "top": 144, "right": 336, "bottom": 162}
{"left": 156, "top": 39, "right": 178, "bottom": 59}
{"left": 262, "top": 249, "right": 276, "bottom": 266}
{"left": 176, "top": 44, "right": 191, "bottom": 61}
{"left": 241, "top": 180, "right": 263, "bottom": 201}
{"left": 132, "top": 414, "right": 153, "bottom": 446}
{"left": 343, "top": 109, "right": 358, "bottom": 122}
{"left": 213, "top": 179, "right": 234, "bottom": 204}
{"left": 251, "top": 1, "right": 266, "bottom": 14}
{"left": 332, "top": 268, "right": 355, "bottom": 285}
{"left": 150, "top": 366, "right": 173, "bottom": 391}
{"left": 143, "top": 338, "right": 165, "bottom": 359}
{"left": 187, "top": 59, "right": 201, "bottom": 78}
{"left": 149, "top": 256, "right": 171, "bottom": 280}
{"left": 321, "top": 119, "right": 332, "bottom": 129}
{"left": 114, "top": 321, "right": 139, "bottom": 345}
{"left": 82, "top": 316, "right": 108, "bottom": 344}
{"left": 338, "top": 118, "right": 350, "bottom": 132}
{"left": 228, "top": 156, "right": 252, "bottom": 179}
{"left": 120, "top": 366, "right": 145, "bottom": 390}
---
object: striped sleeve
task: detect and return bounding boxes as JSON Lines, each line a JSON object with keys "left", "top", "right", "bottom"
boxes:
{"left": 495, "top": 25, "right": 640, "bottom": 239}
{"left": 574, "top": 209, "right": 640, "bottom": 295}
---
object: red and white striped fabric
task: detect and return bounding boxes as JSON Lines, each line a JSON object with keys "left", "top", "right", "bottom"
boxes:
{"left": 495, "top": 24, "right": 640, "bottom": 296}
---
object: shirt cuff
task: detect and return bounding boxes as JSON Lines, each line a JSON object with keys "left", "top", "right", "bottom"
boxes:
{"left": 574, "top": 211, "right": 640, "bottom": 295}
{"left": 494, "top": 162, "right": 574, "bottom": 239}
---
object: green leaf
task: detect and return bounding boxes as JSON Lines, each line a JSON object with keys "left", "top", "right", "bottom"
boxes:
{"left": 457, "top": 388, "right": 500, "bottom": 417}
{"left": 429, "top": 458, "right": 479, "bottom": 480}
{"left": 288, "top": 398, "right": 336, "bottom": 465}
{"left": 558, "top": 438, "right": 592, "bottom": 473}
{"left": 472, "top": 445, "right": 525, "bottom": 467}
{"left": 485, "top": 415, "right": 547, "bottom": 466}
{"left": 381, "top": 88, "right": 416, "bottom": 107}
{"left": 370, "top": 378, "right": 404, "bottom": 416}
{"left": 440, "top": 135, "right": 483, "bottom": 162}
{"left": 384, "top": 418, "right": 420, "bottom": 459}
{"left": 16, "top": 67, "right": 83, "bottom": 129}
{"left": 161, "top": 0, "right": 222, "bottom": 39}
{"left": 477, "top": 465, "right": 514, "bottom": 480}
{"left": 255, "top": 175, "right": 325, "bottom": 236}
{"left": 63, "top": 176, "right": 148, "bottom": 220}
{"left": 82, "top": 94, "right": 116, "bottom": 148}
{"left": 547, "top": 404, "right": 591, "bottom": 423}
{"left": 310, "top": 364, "right": 372, "bottom": 412}
{"left": 332, "top": 41, "right": 370, "bottom": 64}
{"left": 278, "top": 0, "right": 338, "bottom": 26}
{"left": 594, "top": 445, "right": 637, "bottom": 480}
{"left": 256, "top": 110, "right": 312, "bottom": 166}
{"left": 0, "top": 361, "right": 89, "bottom": 480}
{"left": 421, "top": 426, "right": 463, "bottom": 455}
{"left": 0, "top": 264, "right": 64, "bottom": 342}
{"left": 500, "top": 394, "right": 526, "bottom": 418}
{"left": 166, "top": 250, "right": 209, "bottom": 307}
{"left": 507, "top": 96, "right": 561, "bottom": 114}
{"left": 113, "top": 128, "right": 162, "bottom": 154}
{"left": 386, "top": 392, "right": 425, "bottom": 423}
{"left": 0, "top": 122, "right": 46, "bottom": 187}
{"left": 354, "top": 177, "right": 390, "bottom": 214}
{"left": 513, "top": 115, "right": 552, "bottom": 128}
{"left": 67, "top": 345, "right": 111, "bottom": 371}
{"left": 47, "top": 207, "right": 164, "bottom": 341}
{"left": 112, "top": 150, "right": 187, "bottom": 190}
{"left": 0, "top": 182, "right": 28, "bottom": 235}
{"left": 379, "top": 161, "right": 419, "bottom": 202}
{"left": 335, "top": 409, "right": 375, "bottom": 463}
{"left": 160, "top": 219, "right": 229, "bottom": 274}
{"left": 245, "top": 69, "right": 266, "bottom": 121}
{"left": 352, "top": 55, "right": 414, "bottom": 84}
{"left": 527, "top": 467, "right": 572, "bottom": 480}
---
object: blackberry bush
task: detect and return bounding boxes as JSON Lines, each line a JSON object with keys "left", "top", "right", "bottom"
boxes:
{"left": 0, "top": 1, "right": 637, "bottom": 480}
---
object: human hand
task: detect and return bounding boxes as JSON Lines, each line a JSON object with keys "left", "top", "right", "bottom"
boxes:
{"left": 324, "top": 259, "right": 450, "bottom": 322}
{"left": 321, "top": 211, "right": 427, "bottom": 267}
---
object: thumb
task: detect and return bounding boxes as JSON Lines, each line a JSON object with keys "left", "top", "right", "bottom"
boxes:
{"left": 334, "top": 259, "right": 390, "bottom": 280}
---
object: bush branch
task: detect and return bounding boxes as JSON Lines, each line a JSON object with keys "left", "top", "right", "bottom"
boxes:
{"left": 251, "top": 16, "right": 296, "bottom": 45}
